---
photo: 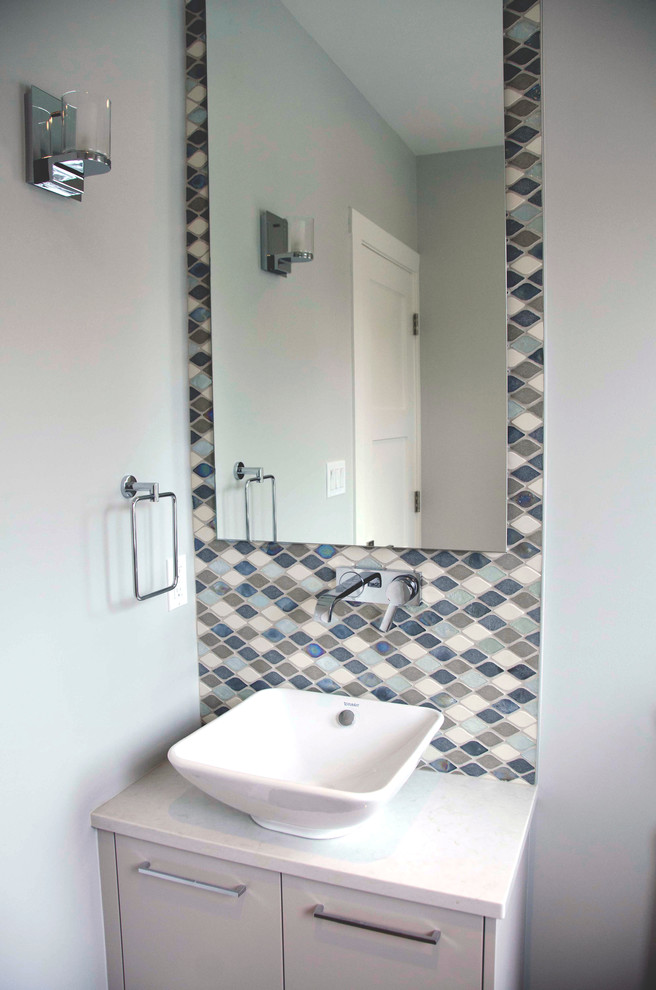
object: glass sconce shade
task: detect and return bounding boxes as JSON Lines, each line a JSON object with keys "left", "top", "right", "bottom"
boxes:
{"left": 62, "top": 91, "right": 111, "bottom": 167}
{"left": 288, "top": 217, "right": 314, "bottom": 260}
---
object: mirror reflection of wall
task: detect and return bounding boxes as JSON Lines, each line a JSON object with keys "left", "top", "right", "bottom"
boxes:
{"left": 207, "top": 0, "right": 507, "bottom": 551}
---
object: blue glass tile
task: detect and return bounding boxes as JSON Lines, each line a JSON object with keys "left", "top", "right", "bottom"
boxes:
{"left": 433, "top": 576, "right": 457, "bottom": 591}
{"left": 277, "top": 596, "right": 297, "bottom": 612}
{"left": 387, "top": 653, "right": 410, "bottom": 669}
{"left": 235, "top": 582, "right": 256, "bottom": 598}
{"left": 290, "top": 675, "right": 311, "bottom": 689}
{"left": 509, "top": 688, "right": 535, "bottom": 704}
{"left": 506, "top": 218, "right": 523, "bottom": 237}
{"left": 433, "top": 551, "right": 458, "bottom": 567}
{"left": 478, "top": 661, "right": 503, "bottom": 677}
{"left": 264, "top": 671, "right": 284, "bottom": 687}
{"left": 198, "top": 662, "right": 209, "bottom": 675}
{"left": 511, "top": 309, "right": 540, "bottom": 328}
{"left": 261, "top": 563, "right": 283, "bottom": 580}
{"left": 507, "top": 527, "right": 524, "bottom": 545}
{"left": 316, "top": 567, "right": 336, "bottom": 582}
{"left": 251, "top": 680, "right": 270, "bottom": 692}
{"left": 512, "top": 282, "right": 540, "bottom": 301}
{"left": 431, "top": 692, "right": 456, "bottom": 709}
{"left": 275, "top": 618, "right": 298, "bottom": 636}
{"left": 210, "top": 580, "right": 229, "bottom": 597}
{"left": 510, "top": 177, "right": 539, "bottom": 195}
{"left": 496, "top": 578, "right": 523, "bottom": 595}
{"left": 527, "top": 632, "right": 540, "bottom": 647}
{"left": 507, "top": 244, "right": 522, "bottom": 263}
{"left": 344, "top": 614, "right": 367, "bottom": 630}
{"left": 480, "top": 590, "right": 506, "bottom": 607}
{"left": 331, "top": 624, "right": 353, "bottom": 640}
{"left": 507, "top": 270, "right": 523, "bottom": 290}
{"left": 249, "top": 593, "right": 271, "bottom": 609}
{"left": 375, "top": 641, "right": 393, "bottom": 654}
{"left": 238, "top": 646, "right": 258, "bottom": 661}
{"left": 509, "top": 663, "right": 535, "bottom": 680}
{"left": 193, "top": 462, "right": 213, "bottom": 478}
{"left": 460, "top": 649, "right": 485, "bottom": 666}
{"left": 401, "top": 549, "right": 426, "bottom": 566}
{"left": 462, "top": 738, "right": 489, "bottom": 757}
{"left": 417, "top": 610, "right": 441, "bottom": 626}
{"left": 528, "top": 606, "right": 541, "bottom": 623}
{"left": 226, "top": 677, "right": 246, "bottom": 691}
{"left": 508, "top": 374, "right": 524, "bottom": 393}
{"left": 264, "top": 543, "right": 283, "bottom": 556}
{"left": 291, "top": 631, "right": 312, "bottom": 646}
{"left": 274, "top": 552, "right": 296, "bottom": 568}
{"left": 523, "top": 771, "right": 536, "bottom": 785}
{"left": 434, "top": 600, "right": 458, "bottom": 617}
{"left": 225, "top": 635, "right": 245, "bottom": 650}
{"left": 306, "top": 643, "right": 325, "bottom": 658}
{"left": 431, "top": 645, "right": 456, "bottom": 663}
{"left": 416, "top": 633, "right": 440, "bottom": 649}
{"left": 213, "top": 684, "right": 234, "bottom": 701}
{"left": 197, "top": 546, "right": 217, "bottom": 563}
{"left": 211, "top": 665, "right": 233, "bottom": 680}
{"left": 317, "top": 656, "right": 340, "bottom": 674}
{"left": 493, "top": 699, "right": 519, "bottom": 714}
{"left": 263, "top": 649, "right": 284, "bottom": 664}
{"left": 358, "top": 671, "right": 382, "bottom": 688}
{"left": 317, "top": 545, "right": 337, "bottom": 558}
{"left": 493, "top": 766, "right": 518, "bottom": 782}
{"left": 317, "top": 677, "right": 340, "bottom": 693}
{"left": 236, "top": 603, "right": 257, "bottom": 619}
{"left": 480, "top": 614, "right": 506, "bottom": 632}
{"left": 431, "top": 759, "right": 456, "bottom": 773}
{"left": 508, "top": 425, "right": 524, "bottom": 444}
{"left": 433, "top": 737, "right": 455, "bottom": 753}
{"left": 331, "top": 647, "right": 353, "bottom": 662}
{"left": 373, "top": 686, "right": 396, "bottom": 702}
{"left": 463, "top": 553, "right": 490, "bottom": 570}
{"left": 399, "top": 620, "right": 424, "bottom": 636}
{"left": 234, "top": 560, "right": 255, "bottom": 576}
{"left": 505, "top": 138, "right": 522, "bottom": 159}
{"left": 478, "top": 708, "right": 503, "bottom": 724}
{"left": 512, "top": 466, "right": 539, "bottom": 484}
{"left": 263, "top": 628, "right": 284, "bottom": 643}
{"left": 461, "top": 763, "right": 486, "bottom": 777}
{"left": 464, "top": 602, "right": 490, "bottom": 619}
{"left": 345, "top": 659, "right": 367, "bottom": 674}
{"left": 210, "top": 623, "right": 232, "bottom": 638}
{"left": 261, "top": 585, "right": 282, "bottom": 600}
{"left": 508, "top": 758, "right": 534, "bottom": 775}
{"left": 432, "top": 669, "right": 455, "bottom": 685}
{"left": 225, "top": 657, "right": 246, "bottom": 672}
{"left": 300, "top": 554, "right": 323, "bottom": 570}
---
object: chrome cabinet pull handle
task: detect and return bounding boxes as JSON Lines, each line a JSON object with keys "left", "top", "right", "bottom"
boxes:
{"left": 313, "top": 904, "right": 440, "bottom": 945}
{"left": 138, "top": 862, "right": 246, "bottom": 897}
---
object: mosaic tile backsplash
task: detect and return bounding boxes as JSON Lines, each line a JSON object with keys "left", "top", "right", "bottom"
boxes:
{"left": 184, "top": 0, "right": 543, "bottom": 784}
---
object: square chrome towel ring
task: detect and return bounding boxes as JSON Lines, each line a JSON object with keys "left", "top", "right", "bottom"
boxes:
{"left": 120, "top": 474, "right": 178, "bottom": 601}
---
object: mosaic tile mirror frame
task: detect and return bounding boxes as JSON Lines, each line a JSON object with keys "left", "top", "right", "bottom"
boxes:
{"left": 184, "top": 0, "right": 543, "bottom": 784}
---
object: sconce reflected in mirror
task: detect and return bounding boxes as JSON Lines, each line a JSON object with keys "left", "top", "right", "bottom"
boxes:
{"left": 25, "top": 85, "right": 111, "bottom": 201}
{"left": 260, "top": 210, "right": 314, "bottom": 276}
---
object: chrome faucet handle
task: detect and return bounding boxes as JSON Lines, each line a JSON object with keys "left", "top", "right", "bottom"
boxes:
{"left": 379, "top": 574, "right": 420, "bottom": 632}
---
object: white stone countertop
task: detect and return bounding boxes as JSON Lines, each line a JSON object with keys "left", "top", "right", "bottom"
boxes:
{"left": 91, "top": 762, "right": 536, "bottom": 919}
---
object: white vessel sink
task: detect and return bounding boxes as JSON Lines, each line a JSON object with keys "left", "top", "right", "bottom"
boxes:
{"left": 168, "top": 688, "right": 443, "bottom": 838}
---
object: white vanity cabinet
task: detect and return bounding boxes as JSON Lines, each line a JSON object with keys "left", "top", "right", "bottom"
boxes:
{"left": 112, "top": 835, "right": 283, "bottom": 990}
{"left": 282, "top": 874, "right": 484, "bottom": 990}
{"left": 92, "top": 763, "right": 535, "bottom": 990}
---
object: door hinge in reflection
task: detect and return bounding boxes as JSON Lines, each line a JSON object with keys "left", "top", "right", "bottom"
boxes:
{"left": 414, "top": 491, "right": 421, "bottom": 513}
{"left": 412, "top": 313, "right": 419, "bottom": 335}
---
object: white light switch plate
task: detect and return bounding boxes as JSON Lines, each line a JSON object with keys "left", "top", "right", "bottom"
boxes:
{"left": 326, "top": 460, "right": 346, "bottom": 497}
{"left": 167, "top": 554, "right": 188, "bottom": 610}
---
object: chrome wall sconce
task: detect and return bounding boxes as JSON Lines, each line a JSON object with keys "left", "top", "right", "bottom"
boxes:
{"left": 25, "top": 85, "right": 111, "bottom": 201}
{"left": 260, "top": 211, "right": 314, "bottom": 276}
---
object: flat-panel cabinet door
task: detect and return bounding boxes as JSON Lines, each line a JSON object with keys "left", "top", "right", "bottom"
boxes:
{"left": 283, "top": 875, "right": 483, "bottom": 990}
{"left": 115, "top": 836, "right": 283, "bottom": 990}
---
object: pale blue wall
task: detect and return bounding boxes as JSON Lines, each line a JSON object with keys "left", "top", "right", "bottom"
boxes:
{"left": 0, "top": 2, "right": 199, "bottom": 986}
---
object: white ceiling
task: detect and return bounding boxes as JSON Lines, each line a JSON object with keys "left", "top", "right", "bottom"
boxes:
{"left": 280, "top": 0, "right": 505, "bottom": 156}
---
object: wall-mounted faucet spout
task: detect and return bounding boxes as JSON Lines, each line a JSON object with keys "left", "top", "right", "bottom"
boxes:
{"left": 314, "top": 571, "right": 381, "bottom": 625}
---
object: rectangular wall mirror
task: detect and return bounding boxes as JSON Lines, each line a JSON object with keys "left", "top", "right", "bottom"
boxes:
{"left": 207, "top": 0, "right": 508, "bottom": 552}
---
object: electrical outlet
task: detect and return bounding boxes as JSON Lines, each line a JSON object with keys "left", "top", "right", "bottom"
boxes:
{"left": 167, "top": 554, "right": 188, "bottom": 610}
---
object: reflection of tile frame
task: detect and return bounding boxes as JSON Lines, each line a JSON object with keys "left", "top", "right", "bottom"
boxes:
{"left": 184, "top": 0, "right": 543, "bottom": 784}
